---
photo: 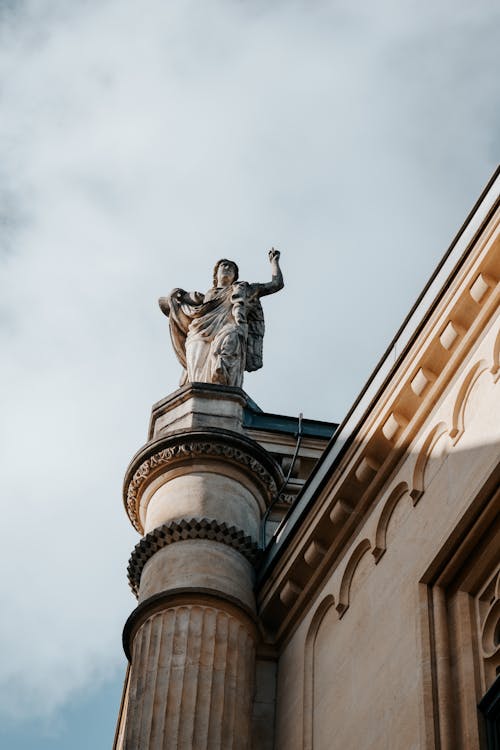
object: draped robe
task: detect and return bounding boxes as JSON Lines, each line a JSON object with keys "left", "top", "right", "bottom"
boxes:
{"left": 160, "top": 282, "right": 264, "bottom": 388}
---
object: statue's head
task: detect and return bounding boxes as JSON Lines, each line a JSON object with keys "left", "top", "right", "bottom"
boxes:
{"left": 213, "top": 259, "right": 239, "bottom": 287}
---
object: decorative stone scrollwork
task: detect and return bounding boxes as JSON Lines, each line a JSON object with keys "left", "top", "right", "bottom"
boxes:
{"left": 127, "top": 518, "right": 261, "bottom": 597}
{"left": 124, "top": 434, "right": 280, "bottom": 532}
{"left": 479, "top": 569, "right": 500, "bottom": 687}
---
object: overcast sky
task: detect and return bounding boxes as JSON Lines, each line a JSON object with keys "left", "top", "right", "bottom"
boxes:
{"left": 1, "top": 0, "right": 499, "bottom": 746}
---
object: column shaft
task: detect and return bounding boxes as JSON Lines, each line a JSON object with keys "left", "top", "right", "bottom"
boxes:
{"left": 124, "top": 604, "right": 255, "bottom": 750}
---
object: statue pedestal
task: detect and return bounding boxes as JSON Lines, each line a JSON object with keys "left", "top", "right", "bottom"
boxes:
{"left": 148, "top": 382, "right": 248, "bottom": 437}
{"left": 119, "top": 385, "right": 282, "bottom": 750}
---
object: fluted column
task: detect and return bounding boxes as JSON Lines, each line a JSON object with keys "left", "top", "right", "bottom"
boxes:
{"left": 124, "top": 605, "right": 255, "bottom": 750}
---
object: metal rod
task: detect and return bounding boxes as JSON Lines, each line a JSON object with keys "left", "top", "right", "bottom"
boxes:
{"left": 260, "top": 412, "right": 303, "bottom": 549}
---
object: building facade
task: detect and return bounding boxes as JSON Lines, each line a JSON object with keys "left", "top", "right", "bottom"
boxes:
{"left": 115, "top": 168, "right": 500, "bottom": 749}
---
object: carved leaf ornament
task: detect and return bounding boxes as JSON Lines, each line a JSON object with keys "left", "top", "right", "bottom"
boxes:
{"left": 125, "top": 439, "right": 279, "bottom": 533}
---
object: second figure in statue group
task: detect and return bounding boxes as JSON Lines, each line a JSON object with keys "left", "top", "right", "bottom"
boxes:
{"left": 159, "top": 249, "right": 284, "bottom": 388}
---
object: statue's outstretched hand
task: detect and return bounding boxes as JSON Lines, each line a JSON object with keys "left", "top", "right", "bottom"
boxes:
{"left": 159, "top": 288, "right": 187, "bottom": 317}
{"left": 268, "top": 247, "right": 280, "bottom": 262}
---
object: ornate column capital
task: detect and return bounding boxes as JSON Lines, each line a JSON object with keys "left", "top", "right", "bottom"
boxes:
{"left": 123, "top": 428, "right": 282, "bottom": 533}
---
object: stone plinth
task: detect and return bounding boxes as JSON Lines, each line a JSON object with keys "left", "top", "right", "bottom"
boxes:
{"left": 148, "top": 383, "right": 247, "bottom": 438}
{"left": 119, "top": 385, "right": 282, "bottom": 750}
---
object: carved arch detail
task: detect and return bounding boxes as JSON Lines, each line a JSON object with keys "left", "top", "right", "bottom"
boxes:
{"left": 449, "top": 359, "right": 489, "bottom": 445}
{"left": 372, "top": 482, "right": 409, "bottom": 562}
{"left": 410, "top": 422, "right": 448, "bottom": 504}
{"left": 336, "top": 538, "right": 371, "bottom": 618}
{"left": 303, "top": 594, "right": 335, "bottom": 750}
{"left": 479, "top": 569, "right": 500, "bottom": 686}
{"left": 491, "top": 328, "right": 500, "bottom": 382}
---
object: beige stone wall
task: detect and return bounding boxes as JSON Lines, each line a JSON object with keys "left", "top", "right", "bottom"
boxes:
{"left": 273, "top": 286, "right": 499, "bottom": 746}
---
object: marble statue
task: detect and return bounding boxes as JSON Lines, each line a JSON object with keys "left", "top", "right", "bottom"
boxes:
{"left": 159, "top": 249, "right": 284, "bottom": 387}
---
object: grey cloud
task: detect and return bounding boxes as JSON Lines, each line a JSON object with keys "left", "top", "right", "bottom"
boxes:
{"left": 0, "top": 0, "right": 498, "bottom": 721}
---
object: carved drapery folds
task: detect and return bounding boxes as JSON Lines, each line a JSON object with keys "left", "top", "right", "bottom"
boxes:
{"left": 158, "top": 251, "right": 283, "bottom": 389}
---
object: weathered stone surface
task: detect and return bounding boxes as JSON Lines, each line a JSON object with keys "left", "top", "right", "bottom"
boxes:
{"left": 118, "top": 388, "right": 281, "bottom": 749}
{"left": 159, "top": 250, "right": 284, "bottom": 388}
{"left": 128, "top": 519, "right": 260, "bottom": 598}
{"left": 138, "top": 540, "right": 257, "bottom": 614}
{"left": 123, "top": 604, "right": 255, "bottom": 750}
{"left": 123, "top": 429, "right": 281, "bottom": 535}
{"left": 260, "top": 189, "right": 500, "bottom": 750}
{"left": 149, "top": 383, "right": 247, "bottom": 437}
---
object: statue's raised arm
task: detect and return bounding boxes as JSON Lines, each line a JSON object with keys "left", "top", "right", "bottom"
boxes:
{"left": 159, "top": 251, "right": 284, "bottom": 388}
{"left": 248, "top": 248, "right": 284, "bottom": 300}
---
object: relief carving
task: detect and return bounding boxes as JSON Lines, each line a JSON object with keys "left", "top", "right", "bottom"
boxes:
{"left": 491, "top": 327, "right": 500, "bottom": 382}
{"left": 336, "top": 538, "right": 371, "bottom": 618}
{"left": 410, "top": 422, "right": 448, "bottom": 504}
{"left": 128, "top": 518, "right": 260, "bottom": 597}
{"left": 126, "top": 440, "right": 279, "bottom": 533}
{"left": 478, "top": 569, "right": 500, "bottom": 688}
{"left": 449, "top": 359, "right": 488, "bottom": 445}
{"left": 372, "top": 482, "right": 410, "bottom": 562}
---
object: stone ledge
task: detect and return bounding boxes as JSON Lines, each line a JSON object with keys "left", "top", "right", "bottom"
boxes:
{"left": 127, "top": 518, "right": 261, "bottom": 597}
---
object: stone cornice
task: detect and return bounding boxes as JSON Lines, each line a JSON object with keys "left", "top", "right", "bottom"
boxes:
{"left": 256, "top": 178, "right": 500, "bottom": 643}
{"left": 127, "top": 518, "right": 261, "bottom": 597}
{"left": 123, "top": 428, "right": 282, "bottom": 533}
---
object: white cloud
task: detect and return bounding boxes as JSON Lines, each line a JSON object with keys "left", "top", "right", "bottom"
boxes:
{"left": 0, "top": 0, "right": 498, "bottom": 720}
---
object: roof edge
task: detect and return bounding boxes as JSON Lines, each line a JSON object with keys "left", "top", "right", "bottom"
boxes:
{"left": 259, "top": 165, "right": 500, "bottom": 582}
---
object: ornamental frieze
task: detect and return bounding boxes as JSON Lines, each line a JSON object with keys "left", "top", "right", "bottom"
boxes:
{"left": 124, "top": 432, "right": 281, "bottom": 533}
{"left": 128, "top": 518, "right": 260, "bottom": 597}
